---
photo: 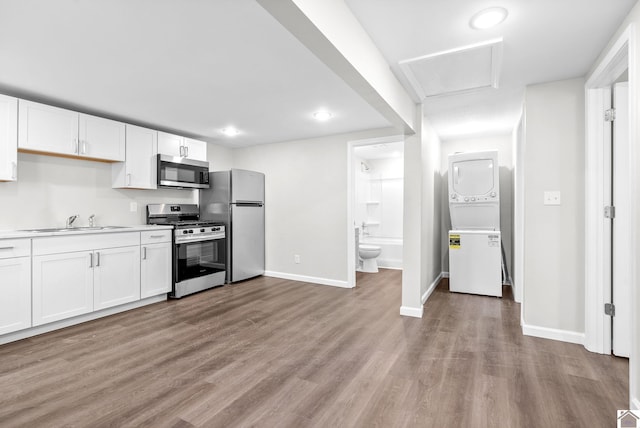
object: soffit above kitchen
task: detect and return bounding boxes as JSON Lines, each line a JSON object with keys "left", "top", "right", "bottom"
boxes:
{"left": 0, "top": 0, "right": 391, "bottom": 147}
{"left": 345, "top": 0, "right": 637, "bottom": 141}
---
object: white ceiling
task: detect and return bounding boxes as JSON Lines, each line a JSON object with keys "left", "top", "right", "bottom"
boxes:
{"left": 0, "top": 0, "right": 389, "bottom": 147}
{"left": 345, "top": 0, "right": 637, "bottom": 140}
{"left": 0, "top": 1, "right": 637, "bottom": 147}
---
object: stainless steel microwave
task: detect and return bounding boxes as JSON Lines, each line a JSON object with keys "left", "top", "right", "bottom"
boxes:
{"left": 157, "top": 154, "right": 210, "bottom": 189}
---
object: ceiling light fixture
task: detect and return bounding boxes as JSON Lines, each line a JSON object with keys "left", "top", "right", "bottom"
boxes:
{"left": 470, "top": 7, "right": 508, "bottom": 30}
{"left": 313, "top": 110, "right": 333, "bottom": 121}
{"left": 221, "top": 127, "right": 240, "bottom": 137}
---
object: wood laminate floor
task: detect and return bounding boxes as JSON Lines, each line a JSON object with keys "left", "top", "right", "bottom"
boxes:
{"left": 0, "top": 270, "right": 629, "bottom": 427}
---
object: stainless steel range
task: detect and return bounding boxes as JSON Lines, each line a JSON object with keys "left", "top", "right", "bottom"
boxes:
{"left": 146, "top": 204, "right": 226, "bottom": 298}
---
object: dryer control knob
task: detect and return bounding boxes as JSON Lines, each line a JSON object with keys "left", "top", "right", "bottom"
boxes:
{"left": 464, "top": 197, "right": 469, "bottom": 202}
{"left": 471, "top": 197, "right": 476, "bottom": 202}
{"left": 490, "top": 192, "right": 496, "bottom": 197}
{"left": 450, "top": 193, "right": 457, "bottom": 199}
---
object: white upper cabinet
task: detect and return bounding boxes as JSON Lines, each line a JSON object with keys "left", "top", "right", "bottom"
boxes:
{"left": 18, "top": 100, "right": 79, "bottom": 156}
{"left": 184, "top": 137, "right": 207, "bottom": 161}
{"left": 78, "top": 113, "right": 125, "bottom": 161}
{"left": 112, "top": 124, "right": 158, "bottom": 189}
{"left": 18, "top": 100, "right": 126, "bottom": 162}
{"left": 158, "top": 131, "right": 207, "bottom": 161}
{"left": 0, "top": 95, "right": 18, "bottom": 182}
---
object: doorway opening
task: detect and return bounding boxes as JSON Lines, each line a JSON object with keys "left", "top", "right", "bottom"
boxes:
{"left": 347, "top": 136, "right": 405, "bottom": 287}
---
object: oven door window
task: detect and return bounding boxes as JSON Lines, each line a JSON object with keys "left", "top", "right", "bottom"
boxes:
{"left": 175, "top": 238, "right": 226, "bottom": 283}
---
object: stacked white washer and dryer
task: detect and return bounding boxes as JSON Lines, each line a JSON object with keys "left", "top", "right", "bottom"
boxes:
{"left": 447, "top": 151, "right": 502, "bottom": 297}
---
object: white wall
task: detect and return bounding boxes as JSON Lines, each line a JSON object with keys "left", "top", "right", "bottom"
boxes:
{"left": 207, "top": 143, "right": 233, "bottom": 172}
{"left": 232, "top": 128, "right": 397, "bottom": 285}
{"left": 587, "top": 0, "right": 640, "bottom": 408}
{"left": 0, "top": 152, "right": 196, "bottom": 229}
{"left": 439, "top": 135, "right": 514, "bottom": 278}
{"left": 0, "top": 144, "right": 233, "bottom": 230}
{"left": 522, "top": 78, "right": 585, "bottom": 336}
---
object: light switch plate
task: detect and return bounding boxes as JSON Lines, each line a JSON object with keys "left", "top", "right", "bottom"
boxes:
{"left": 130, "top": 202, "right": 138, "bottom": 212}
{"left": 544, "top": 191, "right": 561, "bottom": 205}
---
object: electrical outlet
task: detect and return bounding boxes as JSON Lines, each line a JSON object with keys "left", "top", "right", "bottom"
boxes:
{"left": 130, "top": 202, "right": 138, "bottom": 212}
{"left": 294, "top": 254, "right": 300, "bottom": 264}
{"left": 543, "top": 191, "right": 561, "bottom": 206}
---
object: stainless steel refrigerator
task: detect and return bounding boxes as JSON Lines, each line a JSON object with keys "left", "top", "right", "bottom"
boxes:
{"left": 199, "top": 169, "right": 265, "bottom": 283}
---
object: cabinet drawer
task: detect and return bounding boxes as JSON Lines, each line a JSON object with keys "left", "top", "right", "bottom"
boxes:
{"left": 33, "top": 232, "right": 140, "bottom": 256}
{"left": 141, "top": 230, "right": 172, "bottom": 244}
{"left": 0, "top": 239, "right": 30, "bottom": 259}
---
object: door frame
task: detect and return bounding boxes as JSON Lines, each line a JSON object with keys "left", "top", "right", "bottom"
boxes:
{"left": 346, "top": 135, "right": 405, "bottom": 288}
{"left": 584, "top": 23, "right": 636, "bottom": 402}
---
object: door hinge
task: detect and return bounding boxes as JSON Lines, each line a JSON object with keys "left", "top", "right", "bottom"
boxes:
{"left": 604, "top": 206, "right": 616, "bottom": 219}
{"left": 605, "top": 108, "right": 616, "bottom": 122}
{"left": 605, "top": 302, "right": 616, "bottom": 316}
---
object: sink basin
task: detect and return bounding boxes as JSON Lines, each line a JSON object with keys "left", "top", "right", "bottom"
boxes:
{"left": 20, "top": 226, "right": 129, "bottom": 233}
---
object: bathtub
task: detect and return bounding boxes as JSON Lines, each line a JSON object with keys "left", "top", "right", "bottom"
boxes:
{"left": 360, "top": 236, "right": 403, "bottom": 269}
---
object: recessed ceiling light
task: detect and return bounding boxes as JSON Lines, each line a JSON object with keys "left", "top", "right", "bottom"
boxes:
{"left": 313, "top": 110, "right": 333, "bottom": 121}
{"left": 470, "top": 7, "right": 508, "bottom": 30}
{"left": 221, "top": 127, "right": 240, "bottom": 137}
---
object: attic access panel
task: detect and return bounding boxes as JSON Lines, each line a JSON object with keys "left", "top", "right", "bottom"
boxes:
{"left": 399, "top": 38, "right": 503, "bottom": 99}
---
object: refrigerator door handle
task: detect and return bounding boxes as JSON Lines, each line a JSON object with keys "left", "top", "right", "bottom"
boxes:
{"left": 234, "top": 201, "right": 263, "bottom": 207}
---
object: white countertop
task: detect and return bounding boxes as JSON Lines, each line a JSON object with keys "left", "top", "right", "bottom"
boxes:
{"left": 0, "top": 225, "right": 173, "bottom": 240}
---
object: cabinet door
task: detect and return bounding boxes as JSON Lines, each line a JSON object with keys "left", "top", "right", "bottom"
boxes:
{"left": 18, "top": 100, "right": 79, "bottom": 156}
{"left": 124, "top": 124, "right": 158, "bottom": 189}
{"left": 183, "top": 137, "right": 207, "bottom": 161}
{"left": 94, "top": 246, "right": 141, "bottom": 310}
{"left": 157, "top": 131, "right": 184, "bottom": 157}
{"left": 141, "top": 242, "right": 172, "bottom": 298}
{"left": 78, "top": 113, "right": 125, "bottom": 161}
{"left": 0, "top": 95, "right": 18, "bottom": 182}
{"left": 0, "top": 257, "right": 31, "bottom": 335}
{"left": 32, "top": 252, "right": 94, "bottom": 326}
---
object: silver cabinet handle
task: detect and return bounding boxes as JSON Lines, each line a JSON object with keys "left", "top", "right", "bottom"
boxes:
{"left": 89, "top": 253, "right": 93, "bottom": 268}
{"left": 11, "top": 161, "right": 16, "bottom": 180}
{"left": 126, "top": 173, "right": 132, "bottom": 186}
{"left": 74, "top": 138, "right": 79, "bottom": 154}
{"left": 149, "top": 235, "right": 165, "bottom": 239}
{"left": 185, "top": 146, "right": 189, "bottom": 158}
{"left": 0, "top": 246, "right": 15, "bottom": 250}
{"left": 82, "top": 140, "right": 87, "bottom": 155}
{"left": 179, "top": 145, "right": 184, "bottom": 157}
{"left": 142, "top": 247, "right": 147, "bottom": 260}
{"left": 95, "top": 251, "right": 100, "bottom": 267}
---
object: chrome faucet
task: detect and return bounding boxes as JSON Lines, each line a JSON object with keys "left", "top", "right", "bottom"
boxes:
{"left": 88, "top": 214, "right": 95, "bottom": 227}
{"left": 66, "top": 214, "right": 79, "bottom": 228}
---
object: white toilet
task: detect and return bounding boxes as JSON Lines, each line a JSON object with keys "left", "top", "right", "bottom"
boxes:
{"left": 358, "top": 244, "right": 381, "bottom": 273}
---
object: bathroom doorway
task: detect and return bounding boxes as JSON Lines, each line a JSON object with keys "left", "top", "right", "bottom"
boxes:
{"left": 347, "top": 136, "right": 405, "bottom": 287}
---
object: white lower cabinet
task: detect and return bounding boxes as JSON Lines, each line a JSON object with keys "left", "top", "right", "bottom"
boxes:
{"left": 93, "top": 246, "right": 141, "bottom": 310}
{"left": 141, "top": 242, "right": 172, "bottom": 298}
{"left": 0, "top": 255, "right": 31, "bottom": 335}
{"left": 32, "top": 251, "right": 94, "bottom": 326}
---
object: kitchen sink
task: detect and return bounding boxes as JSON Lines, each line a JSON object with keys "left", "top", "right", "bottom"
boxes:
{"left": 20, "top": 226, "right": 130, "bottom": 233}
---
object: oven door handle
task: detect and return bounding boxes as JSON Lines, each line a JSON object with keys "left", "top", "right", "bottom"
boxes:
{"left": 175, "top": 235, "right": 225, "bottom": 244}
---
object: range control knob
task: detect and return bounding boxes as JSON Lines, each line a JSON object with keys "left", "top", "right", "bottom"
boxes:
{"left": 200, "top": 228, "right": 205, "bottom": 232}
{"left": 182, "top": 230, "right": 188, "bottom": 234}
{"left": 490, "top": 191, "right": 496, "bottom": 197}
{"left": 188, "top": 230, "right": 194, "bottom": 234}
{"left": 464, "top": 197, "right": 469, "bottom": 202}
{"left": 450, "top": 193, "right": 457, "bottom": 199}
{"left": 471, "top": 197, "right": 476, "bottom": 202}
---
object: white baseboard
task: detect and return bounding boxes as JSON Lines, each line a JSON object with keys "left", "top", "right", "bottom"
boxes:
{"left": 522, "top": 322, "right": 585, "bottom": 345}
{"left": 632, "top": 396, "right": 640, "bottom": 410}
{"left": 400, "top": 305, "right": 423, "bottom": 318}
{"left": 422, "top": 272, "right": 444, "bottom": 304}
{"left": 264, "top": 271, "right": 352, "bottom": 288}
{"left": 442, "top": 271, "right": 450, "bottom": 278}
